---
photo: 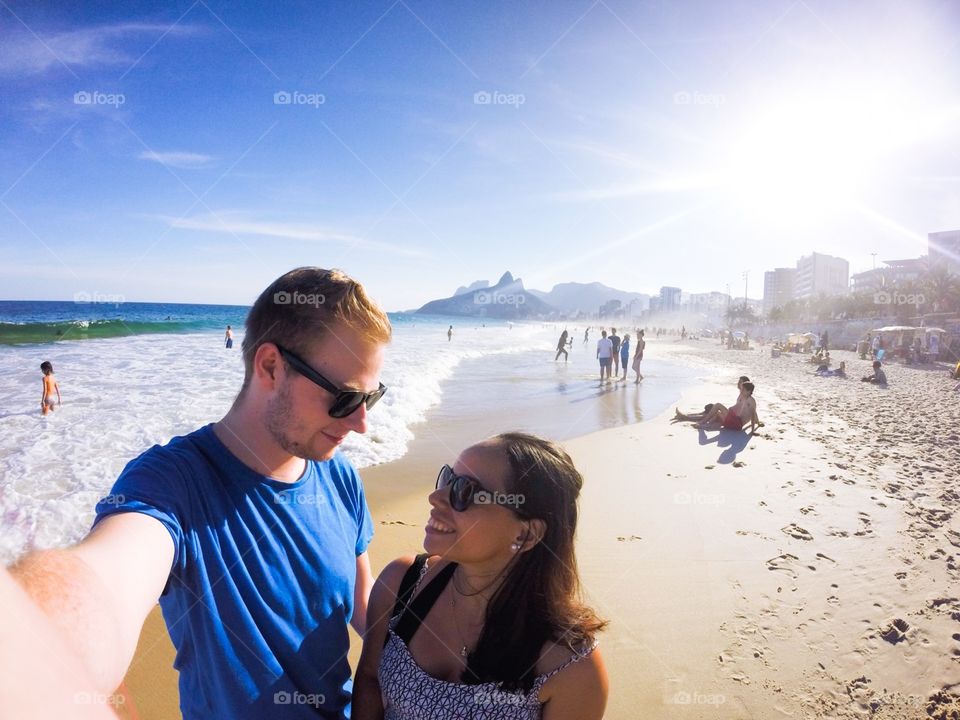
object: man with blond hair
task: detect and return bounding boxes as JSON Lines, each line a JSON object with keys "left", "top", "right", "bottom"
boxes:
{"left": 2, "top": 268, "right": 391, "bottom": 719}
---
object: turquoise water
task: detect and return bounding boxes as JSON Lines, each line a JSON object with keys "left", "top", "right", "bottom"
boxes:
{"left": 0, "top": 300, "right": 512, "bottom": 345}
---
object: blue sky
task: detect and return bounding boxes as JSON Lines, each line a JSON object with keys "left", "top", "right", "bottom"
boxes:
{"left": 2, "top": 0, "right": 958, "bottom": 310}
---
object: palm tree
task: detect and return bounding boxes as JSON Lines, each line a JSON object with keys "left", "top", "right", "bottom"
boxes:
{"left": 923, "top": 266, "right": 960, "bottom": 313}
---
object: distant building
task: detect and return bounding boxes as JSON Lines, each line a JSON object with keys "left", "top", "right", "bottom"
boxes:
{"left": 929, "top": 230, "right": 960, "bottom": 275}
{"left": 794, "top": 252, "right": 849, "bottom": 300}
{"left": 659, "top": 286, "right": 682, "bottom": 312}
{"left": 763, "top": 267, "right": 797, "bottom": 315}
{"left": 851, "top": 257, "right": 927, "bottom": 295}
{"left": 625, "top": 296, "right": 649, "bottom": 317}
{"left": 599, "top": 298, "right": 623, "bottom": 318}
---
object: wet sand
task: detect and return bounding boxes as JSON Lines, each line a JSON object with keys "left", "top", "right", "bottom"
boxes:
{"left": 121, "top": 339, "right": 960, "bottom": 719}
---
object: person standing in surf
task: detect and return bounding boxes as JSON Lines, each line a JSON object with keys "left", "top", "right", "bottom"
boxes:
{"left": 39, "top": 361, "right": 61, "bottom": 415}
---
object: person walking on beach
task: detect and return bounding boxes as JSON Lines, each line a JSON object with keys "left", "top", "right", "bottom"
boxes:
{"left": 353, "top": 433, "right": 608, "bottom": 720}
{"left": 632, "top": 330, "right": 645, "bottom": 383}
{"left": 619, "top": 333, "right": 631, "bottom": 381}
{"left": 39, "top": 361, "right": 61, "bottom": 415}
{"left": 3, "top": 268, "right": 391, "bottom": 719}
{"left": 448, "top": 325, "right": 453, "bottom": 342}
{"left": 609, "top": 328, "right": 621, "bottom": 377}
{"left": 596, "top": 330, "right": 613, "bottom": 384}
{"left": 225, "top": 324, "right": 234, "bottom": 349}
{"left": 583, "top": 327, "right": 590, "bottom": 344}
{"left": 555, "top": 329, "right": 569, "bottom": 362}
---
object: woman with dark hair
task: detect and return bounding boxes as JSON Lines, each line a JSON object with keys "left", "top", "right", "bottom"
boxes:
{"left": 353, "top": 432, "right": 608, "bottom": 720}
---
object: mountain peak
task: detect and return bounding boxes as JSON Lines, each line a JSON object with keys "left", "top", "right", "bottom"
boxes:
{"left": 496, "top": 271, "right": 514, "bottom": 286}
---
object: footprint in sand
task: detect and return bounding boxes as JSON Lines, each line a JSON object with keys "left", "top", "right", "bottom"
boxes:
{"left": 766, "top": 553, "right": 801, "bottom": 578}
{"left": 781, "top": 523, "right": 814, "bottom": 541}
{"left": 879, "top": 618, "right": 910, "bottom": 644}
{"left": 616, "top": 535, "right": 642, "bottom": 542}
{"left": 379, "top": 520, "right": 416, "bottom": 526}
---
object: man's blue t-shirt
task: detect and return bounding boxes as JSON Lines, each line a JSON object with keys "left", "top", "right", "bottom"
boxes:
{"left": 94, "top": 424, "right": 374, "bottom": 720}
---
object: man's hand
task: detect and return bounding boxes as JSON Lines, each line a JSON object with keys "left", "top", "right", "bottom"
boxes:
{"left": 9, "top": 513, "right": 174, "bottom": 698}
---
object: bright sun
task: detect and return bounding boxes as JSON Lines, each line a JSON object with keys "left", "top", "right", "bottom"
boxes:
{"left": 718, "top": 85, "right": 940, "bottom": 222}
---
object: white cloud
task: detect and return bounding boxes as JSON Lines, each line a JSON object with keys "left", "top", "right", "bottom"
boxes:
{"left": 138, "top": 150, "right": 214, "bottom": 169}
{"left": 165, "top": 213, "right": 431, "bottom": 259}
{"left": 0, "top": 22, "right": 200, "bottom": 76}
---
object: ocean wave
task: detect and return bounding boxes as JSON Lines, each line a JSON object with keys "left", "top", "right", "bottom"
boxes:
{"left": 0, "top": 318, "right": 213, "bottom": 345}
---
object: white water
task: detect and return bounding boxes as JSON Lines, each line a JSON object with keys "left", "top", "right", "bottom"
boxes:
{"left": 0, "top": 320, "right": 555, "bottom": 562}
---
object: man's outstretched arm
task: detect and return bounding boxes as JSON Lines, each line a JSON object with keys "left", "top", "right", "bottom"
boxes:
{"left": 5, "top": 513, "right": 174, "bottom": 709}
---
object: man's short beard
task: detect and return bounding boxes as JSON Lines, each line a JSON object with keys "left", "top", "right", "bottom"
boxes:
{"left": 265, "top": 379, "right": 311, "bottom": 459}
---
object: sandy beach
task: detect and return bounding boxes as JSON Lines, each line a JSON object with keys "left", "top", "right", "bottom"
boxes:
{"left": 118, "top": 339, "right": 960, "bottom": 719}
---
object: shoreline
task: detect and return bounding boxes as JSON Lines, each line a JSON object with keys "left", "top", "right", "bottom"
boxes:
{"left": 121, "top": 340, "right": 960, "bottom": 718}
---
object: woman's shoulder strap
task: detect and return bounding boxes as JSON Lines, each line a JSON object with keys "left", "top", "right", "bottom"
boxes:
{"left": 390, "top": 553, "right": 429, "bottom": 619}
{"left": 392, "top": 560, "right": 457, "bottom": 645}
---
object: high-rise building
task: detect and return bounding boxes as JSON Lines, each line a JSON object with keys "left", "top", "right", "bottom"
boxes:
{"left": 850, "top": 257, "right": 927, "bottom": 295}
{"left": 794, "top": 252, "right": 849, "bottom": 300}
{"left": 762, "top": 267, "right": 797, "bottom": 315}
{"left": 659, "top": 286, "right": 682, "bottom": 312}
{"left": 929, "top": 230, "right": 960, "bottom": 275}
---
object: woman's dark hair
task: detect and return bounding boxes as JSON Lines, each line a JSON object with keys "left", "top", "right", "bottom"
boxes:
{"left": 40, "top": 361, "right": 53, "bottom": 375}
{"left": 463, "top": 432, "right": 607, "bottom": 691}
{"left": 738, "top": 375, "right": 750, "bottom": 383}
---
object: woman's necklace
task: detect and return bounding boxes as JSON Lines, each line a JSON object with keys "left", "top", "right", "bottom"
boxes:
{"left": 449, "top": 565, "right": 507, "bottom": 657}
{"left": 449, "top": 587, "right": 470, "bottom": 658}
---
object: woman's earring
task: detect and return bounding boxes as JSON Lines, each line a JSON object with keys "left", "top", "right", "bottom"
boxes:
{"left": 510, "top": 542, "right": 521, "bottom": 552}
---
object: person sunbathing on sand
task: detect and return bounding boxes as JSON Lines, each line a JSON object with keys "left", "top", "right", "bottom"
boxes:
{"left": 815, "top": 361, "right": 846, "bottom": 377}
{"left": 696, "top": 382, "right": 762, "bottom": 432}
{"left": 673, "top": 376, "right": 750, "bottom": 423}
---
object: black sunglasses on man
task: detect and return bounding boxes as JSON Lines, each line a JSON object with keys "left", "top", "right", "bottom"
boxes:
{"left": 276, "top": 344, "right": 387, "bottom": 419}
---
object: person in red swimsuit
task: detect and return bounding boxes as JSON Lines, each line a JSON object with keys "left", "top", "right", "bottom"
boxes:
{"left": 698, "top": 381, "right": 762, "bottom": 432}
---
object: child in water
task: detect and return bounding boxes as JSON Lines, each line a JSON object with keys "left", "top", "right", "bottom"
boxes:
{"left": 40, "top": 361, "right": 61, "bottom": 415}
